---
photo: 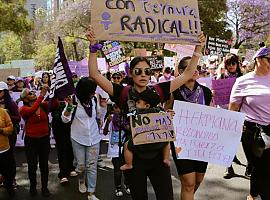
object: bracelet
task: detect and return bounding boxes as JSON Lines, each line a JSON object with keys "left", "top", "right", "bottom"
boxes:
{"left": 66, "top": 105, "right": 73, "bottom": 113}
{"left": 193, "top": 52, "right": 202, "bottom": 57}
{"left": 89, "top": 43, "right": 103, "bottom": 53}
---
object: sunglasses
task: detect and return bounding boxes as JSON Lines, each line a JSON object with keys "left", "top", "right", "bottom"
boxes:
{"left": 112, "top": 76, "right": 121, "bottom": 80}
{"left": 226, "top": 61, "right": 237, "bottom": 66}
{"left": 28, "top": 91, "right": 36, "bottom": 96}
{"left": 133, "top": 68, "right": 152, "bottom": 76}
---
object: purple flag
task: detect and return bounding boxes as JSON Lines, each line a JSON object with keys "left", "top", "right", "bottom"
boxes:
{"left": 49, "top": 37, "right": 75, "bottom": 99}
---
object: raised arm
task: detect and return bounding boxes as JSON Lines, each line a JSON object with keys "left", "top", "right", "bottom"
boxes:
{"left": 170, "top": 33, "right": 206, "bottom": 93}
{"left": 86, "top": 26, "right": 114, "bottom": 96}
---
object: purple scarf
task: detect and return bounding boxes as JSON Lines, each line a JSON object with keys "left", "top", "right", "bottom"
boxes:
{"left": 82, "top": 99, "right": 93, "bottom": 118}
{"left": 180, "top": 84, "right": 205, "bottom": 104}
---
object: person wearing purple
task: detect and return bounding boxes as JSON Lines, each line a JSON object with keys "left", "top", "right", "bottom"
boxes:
{"left": 86, "top": 25, "right": 206, "bottom": 200}
{"left": 217, "top": 54, "right": 244, "bottom": 179}
{"left": 229, "top": 47, "right": 270, "bottom": 200}
{"left": 166, "top": 57, "right": 212, "bottom": 200}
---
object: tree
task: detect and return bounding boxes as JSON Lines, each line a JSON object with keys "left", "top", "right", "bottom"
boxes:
{"left": 198, "top": 0, "right": 232, "bottom": 39}
{"left": 0, "top": 32, "right": 24, "bottom": 63}
{"left": 34, "top": 43, "right": 56, "bottom": 70}
{"left": 0, "top": 0, "right": 33, "bottom": 35}
{"left": 226, "top": 0, "right": 270, "bottom": 48}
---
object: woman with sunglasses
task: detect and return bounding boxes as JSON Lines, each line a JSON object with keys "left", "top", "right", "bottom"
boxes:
{"left": 216, "top": 54, "right": 244, "bottom": 179}
{"left": 19, "top": 85, "right": 54, "bottom": 197}
{"left": 86, "top": 25, "right": 206, "bottom": 200}
{"left": 218, "top": 53, "right": 243, "bottom": 79}
{"left": 229, "top": 47, "right": 270, "bottom": 200}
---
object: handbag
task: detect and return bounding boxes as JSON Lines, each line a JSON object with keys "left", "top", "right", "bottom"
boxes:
{"left": 252, "top": 126, "right": 270, "bottom": 157}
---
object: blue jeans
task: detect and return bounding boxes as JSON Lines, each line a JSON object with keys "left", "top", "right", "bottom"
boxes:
{"left": 71, "top": 139, "right": 100, "bottom": 193}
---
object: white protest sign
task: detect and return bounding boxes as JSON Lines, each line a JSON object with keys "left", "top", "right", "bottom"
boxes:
{"left": 164, "top": 57, "right": 176, "bottom": 69}
{"left": 173, "top": 101, "right": 245, "bottom": 167}
{"left": 97, "top": 58, "right": 107, "bottom": 72}
{"left": 230, "top": 48, "right": 239, "bottom": 55}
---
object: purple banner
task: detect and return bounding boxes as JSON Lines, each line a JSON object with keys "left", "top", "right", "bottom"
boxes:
{"left": 49, "top": 37, "right": 75, "bottom": 99}
{"left": 212, "top": 78, "right": 236, "bottom": 106}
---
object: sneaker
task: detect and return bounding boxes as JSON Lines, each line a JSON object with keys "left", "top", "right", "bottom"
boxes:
{"left": 78, "top": 180, "right": 87, "bottom": 193}
{"left": 115, "top": 189, "right": 123, "bottom": 197}
{"left": 124, "top": 185, "right": 131, "bottom": 195}
{"left": 223, "top": 166, "right": 235, "bottom": 179}
{"left": 41, "top": 188, "right": 51, "bottom": 197}
{"left": 70, "top": 171, "right": 78, "bottom": 177}
{"left": 97, "top": 160, "right": 106, "bottom": 168}
{"left": 60, "top": 177, "right": 69, "bottom": 185}
{"left": 88, "top": 194, "right": 100, "bottom": 200}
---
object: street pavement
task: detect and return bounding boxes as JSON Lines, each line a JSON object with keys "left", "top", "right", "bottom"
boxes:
{"left": 0, "top": 141, "right": 258, "bottom": 200}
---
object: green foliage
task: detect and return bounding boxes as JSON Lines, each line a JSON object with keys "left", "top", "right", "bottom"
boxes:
{"left": 0, "top": 32, "right": 24, "bottom": 62}
{"left": 34, "top": 43, "right": 56, "bottom": 70}
{"left": 198, "top": 0, "right": 232, "bottom": 39}
{"left": 0, "top": 0, "right": 33, "bottom": 35}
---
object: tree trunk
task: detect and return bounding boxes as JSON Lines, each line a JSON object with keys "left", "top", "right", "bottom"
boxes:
{"left": 72, "top": 42, "right": 79, "bottom": 61}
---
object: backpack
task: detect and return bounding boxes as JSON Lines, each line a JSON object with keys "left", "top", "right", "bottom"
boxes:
{"left": 119, "top": 85, "right": 168, "bottom": 159}
{"left": 71, "top": 95, "right": 99, "bottom": 124}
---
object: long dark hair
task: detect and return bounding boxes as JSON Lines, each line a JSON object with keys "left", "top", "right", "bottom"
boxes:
{"left": 1, "top": 89, "right": 13, "bottom": 111}
{"left": 41, "top": 72, "right": 51, "bottom": 86}
{"left": 76, "top": 77, "right": 97, "bottom": 104}
{"left": 129, "top": 56, "right": 151, "bottom": 71}
{"left": 224, "top": 54, "right": 242, "bottom": 77}
{"left": 178, "top": 56, "right": 192, "bottom": 71}
{"left": 128, "top": 57, "right": 151, "bottom": 86}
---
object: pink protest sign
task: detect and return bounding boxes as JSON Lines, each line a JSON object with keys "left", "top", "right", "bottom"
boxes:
{"left": 212, "top": 77, "right": 236, "bottom": 106}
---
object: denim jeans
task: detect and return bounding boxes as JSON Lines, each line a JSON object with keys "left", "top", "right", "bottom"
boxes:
{"left": 71, "top": 139, "right": 99, "bottom": 193}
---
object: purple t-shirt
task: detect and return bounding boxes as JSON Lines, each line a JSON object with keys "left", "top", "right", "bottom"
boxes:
{"left": 230, "top": 71, "right": 270, "bottom": 125}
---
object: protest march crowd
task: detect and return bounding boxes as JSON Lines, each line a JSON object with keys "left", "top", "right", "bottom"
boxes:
{"left": 1, "top": 2, "right": 270, "bottom": 200}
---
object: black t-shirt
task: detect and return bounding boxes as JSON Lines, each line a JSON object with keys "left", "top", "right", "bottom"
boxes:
{"left": 110, "top": 82, "right": 171, "bottom": 159}
{"left": 171, "top": 81, "right": 212, "bottom": 159}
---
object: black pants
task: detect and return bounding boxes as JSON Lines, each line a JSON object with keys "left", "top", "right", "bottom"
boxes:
{"left": 126, "top": 153, "right": 174, "bottom": 200}
{"left": 52, "top": 119, "right": 75, "bottom": 179}
{"left": 24, "top": 135, "right": 50, "bottom": 190}
{"left": 112, "top": 157, "right": 129, "bottom": 189}
{"left": 242, "top": 122, "right": 270, "bottom": 199}
{"left": 0, "top": 149, "right": 16, "bottom": 190}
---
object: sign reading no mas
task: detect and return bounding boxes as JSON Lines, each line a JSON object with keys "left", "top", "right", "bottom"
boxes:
{"left": 91, "top": 0, "right": 201, "bottom": 44}
{"left": 130, "top": 112, "right": 176, "bottom": 145}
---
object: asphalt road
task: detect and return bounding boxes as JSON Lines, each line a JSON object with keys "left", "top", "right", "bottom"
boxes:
{"left": 0, "top": 141, "right": 258, "bottom": 200}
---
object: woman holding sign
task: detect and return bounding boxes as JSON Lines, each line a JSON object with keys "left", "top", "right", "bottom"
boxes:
{"left": 165, "top": 56, "right": 212, "bottom": 200}
{"left": 229, "top": 47, "right": 270, "bottom": 200}
{"left": 86, "top": 25, "right": 205, "bottom": 200}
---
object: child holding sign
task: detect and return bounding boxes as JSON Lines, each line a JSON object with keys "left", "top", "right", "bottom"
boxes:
{"left": 120, "top": 97, "right": 170, "bottom": 171}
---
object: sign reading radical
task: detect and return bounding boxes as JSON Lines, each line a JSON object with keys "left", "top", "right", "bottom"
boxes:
{"left": 91, "top": 0, "right": 201, "bottom": 44}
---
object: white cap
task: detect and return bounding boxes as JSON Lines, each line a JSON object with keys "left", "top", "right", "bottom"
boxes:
{"left": 0, "top": 81, "right": 8, "bottom": 90}
{"left": 7, "top": 75, "right": 16, "bottom": 80}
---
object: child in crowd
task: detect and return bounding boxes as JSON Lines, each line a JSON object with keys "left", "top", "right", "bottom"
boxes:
{"left": 120, "top": 97, "right": 170, "bottom": 171}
